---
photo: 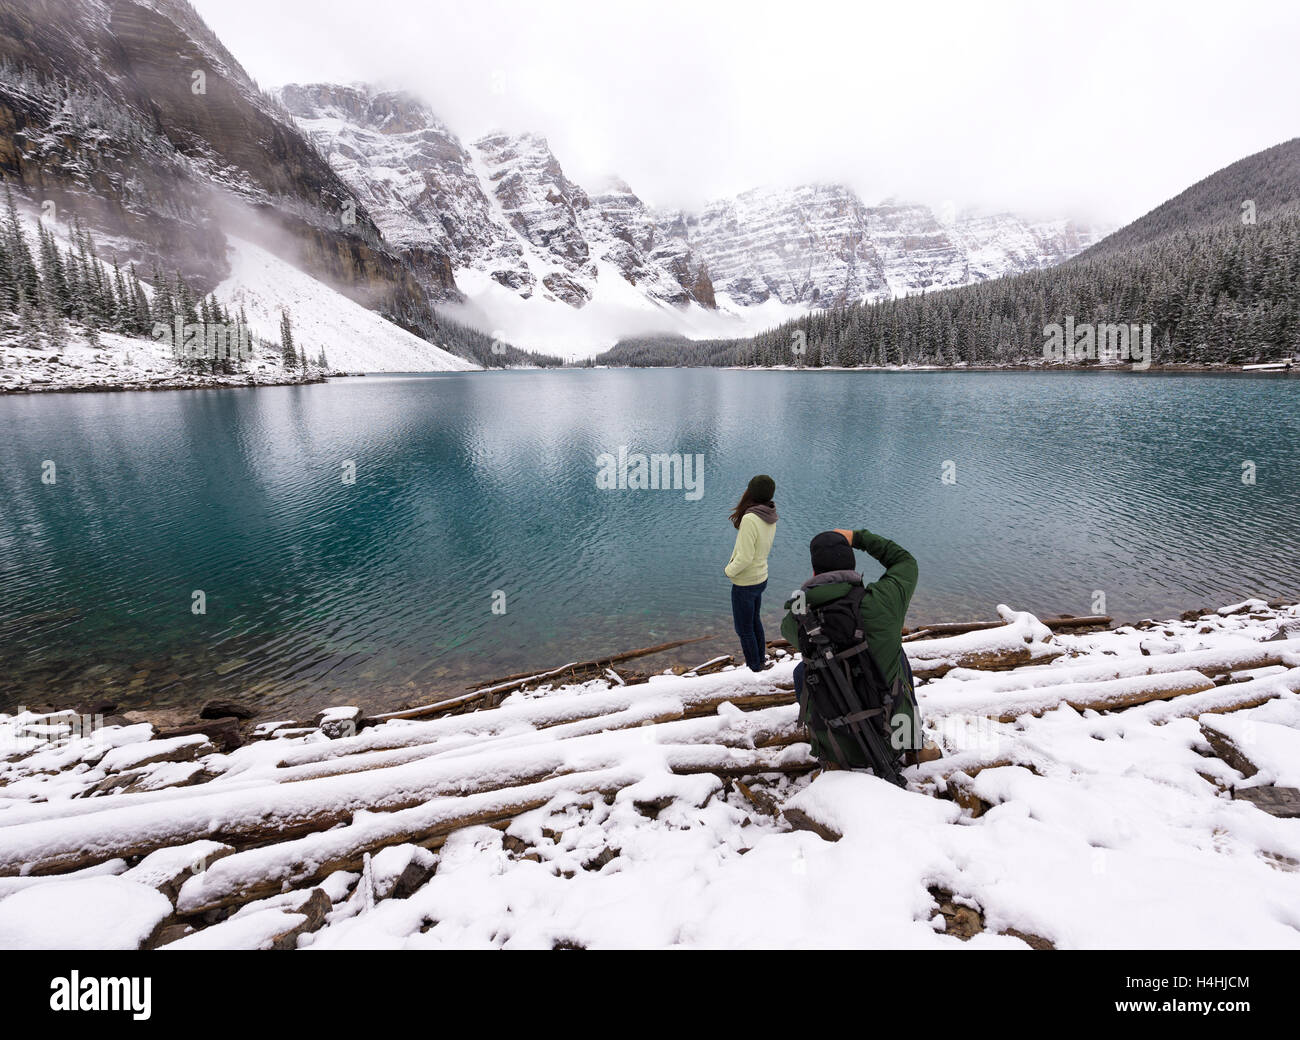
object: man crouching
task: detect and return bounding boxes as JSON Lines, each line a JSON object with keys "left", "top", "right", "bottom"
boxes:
{"left": 780, "top": 528, "right": 931, "bottom": 777}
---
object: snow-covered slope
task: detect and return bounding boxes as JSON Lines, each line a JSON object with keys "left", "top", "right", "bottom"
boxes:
{"left": 218, "top": 237, "right": 478, "bottom": 373}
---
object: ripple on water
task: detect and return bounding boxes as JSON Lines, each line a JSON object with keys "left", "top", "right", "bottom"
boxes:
{"left": 1, "top": 369, "right": 1297, "bottom": 716}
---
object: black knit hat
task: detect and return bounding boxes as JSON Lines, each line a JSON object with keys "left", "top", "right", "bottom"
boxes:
{"left": 747, "top": 474, "right": 775, "bottom": 501}
{"left": 810, "top": 530, "right": 855, "bottom": 575}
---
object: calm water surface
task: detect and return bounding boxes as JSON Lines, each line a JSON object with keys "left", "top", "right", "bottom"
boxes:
{"left": 1, "top": 369, "right": 1297, "bottom": 716}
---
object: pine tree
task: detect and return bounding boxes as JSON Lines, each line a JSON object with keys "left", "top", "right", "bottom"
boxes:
{"left": 280, "top": 308, "right": 297, "bottom": 370}
{"left": 5, "top": 186, "right": 40, "bottom": 307}
{"left": 15, "top": 282, "right": 40, "bottom": 350}
{"left": 177, "top": 274, "right": 199, "bottom": 325}
{"left": 127, "top": 264, "right": 150, "bottom": 335}
{"left": 0, "top": 232, "right": 14, "bottom": 318}
{"left": 111, "top": 261, "right": 129, "bottom": 333}
{"left": 37, "top": 224, "right": 70, "bottom": 317}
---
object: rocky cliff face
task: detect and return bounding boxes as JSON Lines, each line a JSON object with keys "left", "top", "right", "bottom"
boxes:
{"left": 279, "top": 86, "right": 719, "bottom": 312}
{"left": 659, "top": 184, "right": 889, "bottom": 307}
{"left": 280, "top": 81, "right": 1101, "bottom": 321}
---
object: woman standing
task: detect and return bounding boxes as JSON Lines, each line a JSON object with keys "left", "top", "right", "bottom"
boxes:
{"left": 724, "top": 474, "right": 778, "bottom": 672}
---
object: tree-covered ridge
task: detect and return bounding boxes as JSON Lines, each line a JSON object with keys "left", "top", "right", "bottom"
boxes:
{"left": 598, "top": 201, "right": 1300, "bottom": 369}
{"left": 418, "top": 310, "right": 564, "bottom": 369}
{"left": 1076, "top": 138, "right": 1300, "bottom": 261}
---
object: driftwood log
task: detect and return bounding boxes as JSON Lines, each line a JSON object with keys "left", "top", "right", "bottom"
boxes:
{"left": 178, "top": 745, "right": 819, "bottom": 916}
{"left": 0, "top": 706, "right": 813, "bottom": 878}
{"left": 365, "top": 636, "right": 712, "bottom": 726}
{"left": 903, "top": 615, "right": 1112, "bottom": 642}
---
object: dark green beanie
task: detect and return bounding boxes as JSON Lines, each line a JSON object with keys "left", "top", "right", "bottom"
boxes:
{"left": 747, "top": 474, "right": 775, "bottom": 501}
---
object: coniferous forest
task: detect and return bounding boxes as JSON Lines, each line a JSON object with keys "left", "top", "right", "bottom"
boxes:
{"left": 0, "top": 186, "right": 276, "bottom": 373}
{"left": 598, "top": 199, "right": 1300, "bottom": 370}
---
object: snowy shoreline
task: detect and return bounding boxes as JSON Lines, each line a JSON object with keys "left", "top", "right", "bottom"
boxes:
{"left": 718, "top": 361, "right": 1299, "bottom": 376}
{"left": 1, "top": 371, "right": 328, "bottom": 395}
{"left": 1, "top": 597, "right": 1298, "bottom": 949}
{"left": 0, "top": 327, "right": 336, "bottom": 396}
{"left": 5, "top": 358, "right": 1295, "bottom": 395}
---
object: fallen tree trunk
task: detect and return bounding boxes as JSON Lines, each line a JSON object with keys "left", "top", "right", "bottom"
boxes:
{"left": 906, "top": 609, "right": 1063, "bottom": 680}
{"left": 467, "top": 636, "right": 711, "bottom": 692}
{"left": 366, "top": 688, "right": 499, "bottom": 725}
{"left": 277, "top": 680, "right": 799, "bottom": 771}
{"left": 1198, "top": 719, "right": 1260, "bottom": 778}
{"left": 685, "top": 655, "right": 734, "bottom": 676}
{"left": 903, "top": 615, "right": 1111, "bottom": 642}
{"left": 912, "top": 647, "right": 1067, "bottom": 680}
{"left": 1133, "top": 668, "right": 1300, "bottom": 724}
{"left": 176, "top": 744, "right": 815, "bottom": 915}
{"left": 0, "top": 708, "right": 812, "bottom": 877}
{"left": 363, "top": 637, "right": 716, "bottom": 726}
{"left": 921, "top": 669, "right": 1216, "bottom": 722}
{"left": 270, "top": 704, "right": 803, "bottom": 786}
{"left": 935, "top": 638, "right": 1300, "bottom": 693}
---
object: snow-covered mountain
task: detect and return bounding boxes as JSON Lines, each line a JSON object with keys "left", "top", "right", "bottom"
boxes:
{"left": 279, "top": 82, "right": 1105, "bottom": 352}
{"left": 0, "top": 0, "right": 1103, "bottom": 369}
{"left": 278, "top": 85, "right": 718, "bottom": 316}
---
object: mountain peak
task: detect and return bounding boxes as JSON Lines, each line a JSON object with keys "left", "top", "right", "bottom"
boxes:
{"left": 278, "top": 82, "right": 445, "bottom": 135}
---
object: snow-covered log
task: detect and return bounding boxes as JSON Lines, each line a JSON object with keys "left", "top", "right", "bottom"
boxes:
{"left": 907, "top": 606, "right": 1064, "bottom": 678}
{"left": 921, "top": 669, "right": 1217, "bottom": 721}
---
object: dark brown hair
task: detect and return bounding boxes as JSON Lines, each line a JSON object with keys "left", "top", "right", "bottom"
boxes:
{"left": 729, "top": 489, "right": 774, "bottom": 529}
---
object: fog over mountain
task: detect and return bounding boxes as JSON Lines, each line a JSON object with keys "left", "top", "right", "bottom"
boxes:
{"left": 5, "top": 0, "right": 1298, "bottom": 365}
{"left": 193, "top": 0, "right": 1300, "bottom": 227}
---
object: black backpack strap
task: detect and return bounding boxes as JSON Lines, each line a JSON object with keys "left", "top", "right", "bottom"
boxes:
{"left": 832, "top": 639, "right": 871, "bottom": 661}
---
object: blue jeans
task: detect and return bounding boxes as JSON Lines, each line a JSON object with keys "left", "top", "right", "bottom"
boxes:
{"left": 730, "top": 580, "right": 767, "bottom": 671}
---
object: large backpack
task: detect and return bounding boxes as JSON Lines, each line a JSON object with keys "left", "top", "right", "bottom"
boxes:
{"left": 791, "top": 584, "right": 918, "bottom": 785}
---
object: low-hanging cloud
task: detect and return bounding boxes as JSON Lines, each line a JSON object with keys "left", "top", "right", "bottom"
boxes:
{"left": 192, "top": 0, "right": 1300, "bottom": 226}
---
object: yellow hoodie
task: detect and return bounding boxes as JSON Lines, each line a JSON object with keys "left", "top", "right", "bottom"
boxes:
{"left": 725, "top": 507, "right": 778, "bottom": 586}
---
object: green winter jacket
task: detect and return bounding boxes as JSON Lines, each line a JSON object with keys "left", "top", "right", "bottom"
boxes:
{"left": 780, "top": 528, "right": 921, "bottom": 749}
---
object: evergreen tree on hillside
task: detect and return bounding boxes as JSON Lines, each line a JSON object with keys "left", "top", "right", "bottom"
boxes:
{"left": 5, "top": 187, "right": 39, "bottom": 307}
{"left": 36, "top": 225, "right": 70, "bottom": 317}
{"left": 176, "top": 274, "right": 199, "bottom": 325}
{"left": 128, "top": 265, "right": 151, "bottom": 335}
{"left": 15, "top": 283, "right": 40, "bottom": 350}
{"left": 0, "top": 233, "right": 14, "bottom": 319}
{"left": 153, "top": 263, "right": 175, "bottom": 337}
{"left": 111, "top": 262, "right": 129, "bottom": 332}
{"left": 66, "top": 246, "right": 90, "bottom": 326}
{"left": 280, "top": 308, "right": 297, "bottom": 370}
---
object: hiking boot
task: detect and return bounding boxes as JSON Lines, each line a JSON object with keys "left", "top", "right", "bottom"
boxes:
{"left": 902, "top": 742, "right": 943, "bottom": 767}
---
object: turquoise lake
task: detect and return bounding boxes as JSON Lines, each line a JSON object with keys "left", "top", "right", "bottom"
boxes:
{"left": 1, "top": 368, "right": 1297, "bottom": 717}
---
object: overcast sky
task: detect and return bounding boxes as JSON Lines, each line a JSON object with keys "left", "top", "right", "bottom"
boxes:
{"left": 192, "top": 0, "right": 1300, "bottom": 226}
